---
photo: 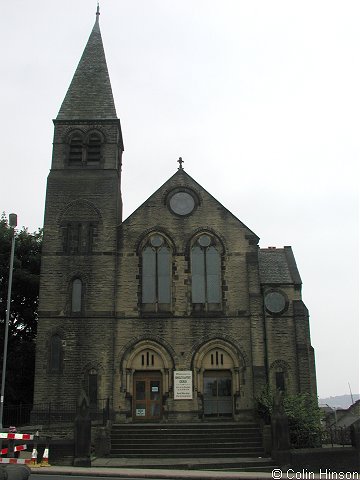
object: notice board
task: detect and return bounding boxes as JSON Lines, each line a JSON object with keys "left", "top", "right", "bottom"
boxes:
{"left": 174, "top": 371, "right": 193, "bottom": 399}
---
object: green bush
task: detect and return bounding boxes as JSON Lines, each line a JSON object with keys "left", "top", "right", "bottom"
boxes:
{"left": 256, "top": 387, "right": 323, "bottom": 448}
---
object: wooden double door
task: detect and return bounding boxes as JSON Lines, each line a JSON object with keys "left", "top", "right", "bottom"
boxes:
{"left": 133, "top": 372, "right": 162, "bottom": 421}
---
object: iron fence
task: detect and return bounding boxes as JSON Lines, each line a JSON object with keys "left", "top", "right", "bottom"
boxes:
{"left": 3, "top": 398, "right": 112, "bottom": 428}
{"left": 321, "top": 425, "right": 352, "bottom": 447}
{"left": 290, "top": 425, "right": 353, "bottom": 449}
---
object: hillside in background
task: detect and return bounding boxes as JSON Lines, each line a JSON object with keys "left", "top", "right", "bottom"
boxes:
{"left": 319, "top": 394, "right": 360, "bottom": 409}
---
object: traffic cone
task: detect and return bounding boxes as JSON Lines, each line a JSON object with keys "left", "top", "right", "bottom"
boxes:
{"left": 40, "top": 447, "right": 50, "bottom": 467}
{"left": 31, "top": 448, "right": 38, "bottom": 465}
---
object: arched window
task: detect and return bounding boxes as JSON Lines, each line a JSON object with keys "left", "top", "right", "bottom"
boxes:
{"left": 142, "top": 234, "right": 171, "bottom": 312}
{"left": 191, "top": 234, "right": 221, "bottom": 310}
{"left": 50, "top": 335, "right": 62, "bottom": 372}
{"left": 86, "top": 132, "right": 102, "bottom": 165}
{"left": 71, "top": 278, "right": 82, "bottom": 313}
{"left": 69, "top": 133, "right": 83, "bottom": 164}
{"left": 88, "top": 369, "right": 98, "bottom": 407}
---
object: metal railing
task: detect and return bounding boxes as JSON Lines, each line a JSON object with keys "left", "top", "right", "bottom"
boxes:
{"left": 3, "top": 398, "right": 112, "bottom": 428}
{"left": 321, "top": 425, "right": 352, "bottom": 447}
{"left": 290, "top": 425, "right": 353, "bottom": 449}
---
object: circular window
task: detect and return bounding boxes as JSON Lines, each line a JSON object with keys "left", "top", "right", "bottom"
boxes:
{"left": 198, "top": 235, "right": 211, "bottom": 247}
{"left": 150, "top": 235, "right": 163, "bottom": 247}
{"left": 264, "top": 291, "right": 287, "bottom": 314}
{"left": 169, "top": 191, "right": 195, "bottom": 216}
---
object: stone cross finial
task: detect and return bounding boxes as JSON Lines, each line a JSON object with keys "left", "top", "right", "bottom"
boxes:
{"left": 96, "top": 2, "right": 100, "bottom": 17}
{"left": 177, "top": 157, "right": 184, "bottom": 170}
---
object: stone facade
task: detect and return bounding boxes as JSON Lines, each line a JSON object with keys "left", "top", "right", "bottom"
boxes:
{"left": 33, "top": 11, "right": 317, "bottom": 423}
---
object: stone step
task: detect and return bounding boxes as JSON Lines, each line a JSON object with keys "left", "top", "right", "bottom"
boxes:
{"left": 110, "top": 422, "right": 265, "bottom": 458}
{"left": 111, "top": 423, "right": 259, "bottom": 431}
{"left": 111, "top": 433, "right": 262, "bottom": 441}
{"left": 111, "top": 440, "right": 262, "bottom": 447}
{"left": 109, "top": 451, "right": 265, "bottom": 458}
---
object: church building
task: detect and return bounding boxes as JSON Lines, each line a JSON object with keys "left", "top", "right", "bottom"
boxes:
{"left": 33, "top": 9, "right": 317, "bottom": 423}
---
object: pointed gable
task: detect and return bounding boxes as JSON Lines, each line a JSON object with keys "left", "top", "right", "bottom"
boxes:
{"left": 57, "top": 13, "right": 117, "bottom": 120}
{"left": 122, "top": 168, "right": 259, "bottom": 245}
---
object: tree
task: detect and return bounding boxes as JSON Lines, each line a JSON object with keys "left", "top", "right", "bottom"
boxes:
{"left": 0, "top": 213, "right": 42, "bottom": 405}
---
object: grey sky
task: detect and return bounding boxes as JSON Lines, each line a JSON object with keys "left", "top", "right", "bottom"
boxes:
{"left": 0, "top": 1, "right": 358, "bottom": 398}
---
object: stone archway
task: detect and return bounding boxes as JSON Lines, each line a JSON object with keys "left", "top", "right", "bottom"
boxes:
{"left": 120, "top": 340, "right": 174, "bottom": 421}
{"left": 193, "top": 339, "right": 246, "bottom": 418}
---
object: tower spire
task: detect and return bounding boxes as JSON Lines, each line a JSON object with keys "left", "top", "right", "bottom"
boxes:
{"left": 56, "top": 7, "right": 117, "bottom": 120}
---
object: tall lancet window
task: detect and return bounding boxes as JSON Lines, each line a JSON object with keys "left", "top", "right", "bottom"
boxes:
{"left": 191, "top": 234, "right": 221, "bottom": 311}
{"left": 49, "top": 334, "right": 62, "bottom": 373}
{"left": 88, "top": 369, "right": 98, "bottom": 407}
{"left": 71, "top": 278, "right": 83, "bottom": 313}
{"left": 142, "top": 234, "right": 171, "bottom": 312}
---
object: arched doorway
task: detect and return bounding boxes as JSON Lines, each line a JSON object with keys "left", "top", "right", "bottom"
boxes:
{"left": 121, "top": 341, "right": 174, "bottom": 422}
{"left": 193, "top": 340, "right": 245, "bottom": 419}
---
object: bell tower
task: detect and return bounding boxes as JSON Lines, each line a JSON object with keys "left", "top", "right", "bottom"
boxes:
{"left": 33, "top": 7, "right": 123, "bottom": 405}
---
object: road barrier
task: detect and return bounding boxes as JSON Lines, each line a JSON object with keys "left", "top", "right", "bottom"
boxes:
{"left": 0, "top": 458, "right": 31, "bottom": 465}
{"left": 0, "top": 434, "right": 33, "bottom": 441}
{"left": 0, "top": 432, "right": 33, "bottom": 465}
{"left": 0, "top": 445, "right": 27, "bottom": 455}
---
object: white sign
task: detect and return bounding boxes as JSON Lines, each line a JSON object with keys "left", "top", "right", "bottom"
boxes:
{"left": 136, "top": 408, "right": 146, "bottom": 416}
{"left": 174, "top": 371, "right": 193, "bottom": 400}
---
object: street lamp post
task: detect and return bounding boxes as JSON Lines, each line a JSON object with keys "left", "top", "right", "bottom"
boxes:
{"left": 0, "top": 213, "right": 17, "bottom": 430}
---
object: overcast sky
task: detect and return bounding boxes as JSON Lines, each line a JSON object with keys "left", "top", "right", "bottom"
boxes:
{"left": 1, "top": 1, "right": 358, "bottom": 399}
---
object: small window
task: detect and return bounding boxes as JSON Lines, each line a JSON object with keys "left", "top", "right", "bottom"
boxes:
{"left": 276, "top": 372, "right": 285, "bottom": 392}
{"left": 86, "top": 132, "right": 101, "bottom": 165}
{"left": 69, "top": 134, "right": 83, "bottom": 164}
{"left": 50, "top": 335, "right": 62, "bottom": 372}
{"left": 71, "top": 278, "right": 82, "bottom": 313}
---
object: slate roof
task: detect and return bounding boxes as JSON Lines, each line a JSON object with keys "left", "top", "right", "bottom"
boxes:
{"left": 258, "top": 247, "right": 302, "bottom": 285}
{"left": 57, "top": 12, "right": 117, "bottom": 120}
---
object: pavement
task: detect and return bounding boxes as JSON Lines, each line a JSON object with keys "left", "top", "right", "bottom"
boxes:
{"left": 29, "top": 465, "right": 276, "bottom": 479}
{"left": 28, "top": 457, "right": 278, "bottom": 479}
